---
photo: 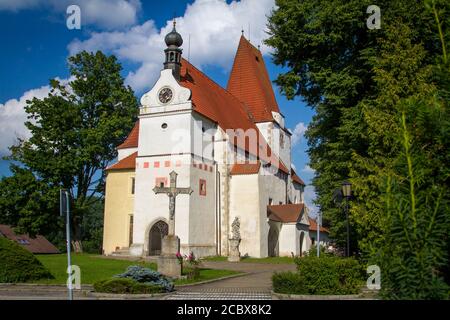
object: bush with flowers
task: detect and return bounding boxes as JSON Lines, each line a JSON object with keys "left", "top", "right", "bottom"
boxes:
{"left": 176, "top": 251, "right": 201, "bottom": 280}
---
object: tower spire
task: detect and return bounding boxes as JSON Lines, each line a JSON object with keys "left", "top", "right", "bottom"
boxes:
{"left": 164, "top": 20, "right": 183, "bottom": 81}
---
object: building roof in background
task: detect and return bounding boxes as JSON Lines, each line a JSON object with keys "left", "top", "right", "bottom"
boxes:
{"left": 0, "top": 224, "right": 59, "bottom": 254}
{"left": 267, "top": 203, "right": 305, "bottom": 223}
{"left": 117, "top": 121, "right": 139, "bottom": 150}
{"left": 291, "top": 168, "right": 305, "bottom": 186}
{"left": 230, "top": 161, "right": 261, "bottom": 175}
{"left": 308, "top": 218, "right": 329, "bottom": 233}
{"left": 227, "top": 36, "right": 280, "bottom": 122}
{"left": 107, "top": 151, "right": 137, "bottom": 171}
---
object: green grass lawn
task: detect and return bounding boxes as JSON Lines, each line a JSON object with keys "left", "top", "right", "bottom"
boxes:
{"left": 35, "top": 254, "right": 156, "bottom": 285}
{"left": 34, "top": 254, "right": 240, "bottom": 286}
{"left": 202, "top": 256, "right": 295, "bottom": 264}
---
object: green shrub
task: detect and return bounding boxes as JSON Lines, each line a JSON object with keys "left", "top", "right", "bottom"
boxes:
{"left": 272, "top": 256, "right": 365, "bottom": 295}
{"left": 0, "top": 237, "right": 53, "bottom": 283}
{"left": 93, "top": 278, "right": 165, "bottom": 294}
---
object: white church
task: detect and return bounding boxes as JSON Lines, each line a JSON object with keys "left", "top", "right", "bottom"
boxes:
{"left": 102, "top": 23, "right": 329, "bottom": 258}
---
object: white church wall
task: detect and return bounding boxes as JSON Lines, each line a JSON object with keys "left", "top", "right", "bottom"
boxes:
{"left": 131, "top": 154, "right": 192, "bottom": 256}
{"left": 118, "top": 147, "right": 137, "bottom": 161}
{"left": 289, "top": 181, "right": 303, "bottom": 204}
{"left": 138, "top": 111, "right": 193, "bottom": 157}
{"left": 229, "top": 173, "right": 262, "bottom": 257}
{"left": 279, "top": 223, "right": 297, "bottom": 256}
{"left": 186, "top": 156, "right": 216, "bottom": 258}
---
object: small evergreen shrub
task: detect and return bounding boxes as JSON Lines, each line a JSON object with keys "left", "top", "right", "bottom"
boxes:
{"left": 114, "top": 265, "right": 174, "bottom": 292}
{"left": 93, "top": 278, "right": 165, "bottom": 294}
{"left": 272, "top": 256, "right": 365, "bottom": 295}
{"left": 0, "top": 237, "right": 53, "bottom": 283}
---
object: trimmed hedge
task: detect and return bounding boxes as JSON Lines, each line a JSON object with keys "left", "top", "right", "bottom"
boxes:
{"left": 93, "top": 278, "right": 165, "bottom": 294}
{"left": 273, "top": 256, "right": 364, "bottom": 295}
{"left": 0, "top": 237, "right": 53, "bottom": 283}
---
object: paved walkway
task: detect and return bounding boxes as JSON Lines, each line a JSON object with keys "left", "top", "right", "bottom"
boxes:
{"left": 164, "top": 261, "right": 295, "bottom": 300}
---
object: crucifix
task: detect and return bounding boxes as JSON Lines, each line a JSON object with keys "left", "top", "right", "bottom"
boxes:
{"left": 153, "top": 171, "right": 193, "bottom": 236}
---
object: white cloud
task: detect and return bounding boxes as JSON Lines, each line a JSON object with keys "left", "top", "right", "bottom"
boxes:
{"left": 0, "top": 78, "right": 72, "bottom": 156}
{"left": 0, "top": 0, "right": 142, "bottom": 29}
{"left": 302, "top": 165, "right": 315, "bottom": 174}
{"left": 68, "top": 0, "right": 276, "bottom": 93}
{"left": 291, "top": 122, "right": 307, "bottom": 146}
{"left": 0, "top": 85, "right": 50, "bottom": 155}
{"left": 304, "top": 185, "right": 320, "bottom": 219}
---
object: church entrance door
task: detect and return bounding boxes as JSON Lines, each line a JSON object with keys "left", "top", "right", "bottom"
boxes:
{"left": 268, "top": 226, "right": 279, "bottom": 257}
{"left": 148, "top": 220, "right": 168, "bottom": 256}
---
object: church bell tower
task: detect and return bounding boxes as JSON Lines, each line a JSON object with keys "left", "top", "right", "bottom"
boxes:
{"left": 164, "top": 21, "right": 183, "bottom": 81}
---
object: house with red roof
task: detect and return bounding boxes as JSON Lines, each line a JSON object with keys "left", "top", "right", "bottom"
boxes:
{"left": 102, "top": 22, "right": 327, "bottom": 258}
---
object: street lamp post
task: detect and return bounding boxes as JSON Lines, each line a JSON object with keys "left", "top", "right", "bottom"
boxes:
{"left": 341, "top": 181, "right": 352, "bottom": 257}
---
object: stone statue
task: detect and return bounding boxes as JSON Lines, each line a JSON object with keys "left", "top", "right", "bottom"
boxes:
{"left": 231, "top": 217, "right": 241, "bottom": 240}
{"left": 228, "top": 217, "right": 241, "bottom": 262}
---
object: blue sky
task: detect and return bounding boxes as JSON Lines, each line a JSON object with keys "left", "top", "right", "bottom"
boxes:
{"left": 0, "top": 0, "right": 317, "bottom": 214}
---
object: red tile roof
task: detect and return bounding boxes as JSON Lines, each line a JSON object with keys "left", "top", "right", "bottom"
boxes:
{"left": 117, "top": 121, "right": 139, "bottom": 150}
{"left": 227, "top": 36, "right": 280, "bottom": 122}
{"left": 308, "top": 217, "right": 329, "bottom": 233}
{"left": 267, "top": 203, "right": 305, "bottom": 223}
{"left": 0, "top": 224, "right": 59, "bottom": 254}
{"left": 107, "top": 151, "right": 137, "bottom": 171}
{"left": 180, "top": 59, "right": 289, "bottom": 174}
{"left": 230, "top": 161, "right": 261, "bottom": 175}
{"left": 291, "top": 168, "right": 305, "bottom": 186}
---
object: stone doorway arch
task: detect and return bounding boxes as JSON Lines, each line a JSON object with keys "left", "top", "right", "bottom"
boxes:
{"left": 148, "top": 220, "right": 168, "bottom": 256}
{"left": 268, "top": 225, "right": 279, "bottom": 257}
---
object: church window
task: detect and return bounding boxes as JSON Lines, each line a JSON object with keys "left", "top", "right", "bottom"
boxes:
{"left": 199, "top": 179, "right": 206, "bottom": 196}
{"left": 161, "top": 123, "right": 168, "bottom": 129}
{"left": 280, "top": 131, "right": 284, "bottom": 148}
{"left": 269, "top": 198, "right": 273, "bottom": 205}
{"left": 131, "top": 177, "right": 135, "bottom": 195}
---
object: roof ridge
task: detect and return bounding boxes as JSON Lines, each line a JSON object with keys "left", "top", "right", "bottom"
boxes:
{"left": 182, "top": 59, "right": 254, "bottom": 122}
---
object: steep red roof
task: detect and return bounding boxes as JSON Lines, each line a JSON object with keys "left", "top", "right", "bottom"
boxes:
{"left": 0, "top": 224, "right": 59, "bottom": 254}
{"left": 230, "top": 161, "right": 261, "bottom": 175}
{"left": 117, "top": 121, "right": 139, "bottom": 150}
{"left": 180, "top": 59, "right": 288, "bottom": 174}
{"left": 291, "top": 168, "right": 305, "bottom": 186}
{"left": 227, "top": 36, "right": 280, "bottom": 122}
{"left": 107, "top": 151, "right": 137, "bottom": 171}
{"left": 308, "top": 217, "right": 329, "bottom": 233}
{"left": 267, "top": 204, "right": 305, "bottom": 223}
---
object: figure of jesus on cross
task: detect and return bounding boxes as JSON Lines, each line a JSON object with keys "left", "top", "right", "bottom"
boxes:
{"left": 153, "top": 171, "right": 193, "bottom": 236}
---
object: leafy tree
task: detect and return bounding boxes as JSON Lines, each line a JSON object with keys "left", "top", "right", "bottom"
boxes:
{"left": 0, "top": 51, "right": 138, "bottom": 243}
{"left": 266, "top": 0, "right": 449, "bottom": 298}
{"left": 266, "top": 0, "right": 448, "bottom": 250}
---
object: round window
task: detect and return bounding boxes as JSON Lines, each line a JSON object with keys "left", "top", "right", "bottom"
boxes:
{"left": 161, "top": 123, "right": 168, "bottom": 129}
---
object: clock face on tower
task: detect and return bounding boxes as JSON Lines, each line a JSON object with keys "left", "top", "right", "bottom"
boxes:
{"left": 158, "top": 87, "right": 173, "bottom": 104}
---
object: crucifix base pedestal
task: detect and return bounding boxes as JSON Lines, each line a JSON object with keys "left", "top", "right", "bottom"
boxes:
{"left": 157, "top": 235, "right": 181, "bottom": 278}
{"left": 228, "top": 238, "right": 241, "bottom": 262}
